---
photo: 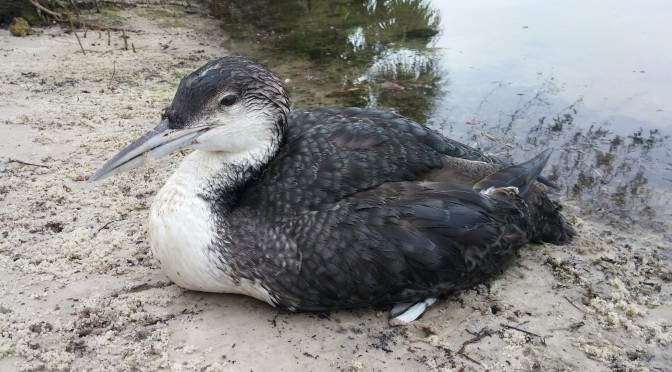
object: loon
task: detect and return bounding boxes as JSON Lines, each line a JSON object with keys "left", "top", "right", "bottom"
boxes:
{"left": 90, "top": 55, "right": 574, "bottom": 324}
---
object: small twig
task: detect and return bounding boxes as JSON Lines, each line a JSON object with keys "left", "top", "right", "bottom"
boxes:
{"left": 270, "top": 311, "right": 281, "bottom": 327}
{"left": 8, "top": 158, "right": 50, "bottom": 168}
{"left": 460, "top": 352, "right": 482, "bottom": 366}
{"left": 94, "top": 219, "right": 121, "bottom": 237}
{"left": 107, "top": 30, "right": 111, "bottom": 46}
{"left": 549, "top": 321, "right": 585, "bottom": 332}
{"left": 68, "top": 15, "right": 86, "bottom": 55}
{"left": 132, "top": 43, "right": 136, "bottom": 53}
{"left": 457, "top": 327, "right": 494, "bottom": 366}
{"left": 564, "top": 295, "right": 585, "bottom": 313}
{"left": 122, "top": 29, "right": 129, "bottom": 50}
{"left": 109, "top": 61, "right": 116, "bottom": 87}
{"left": 600, "top": 256, "right": 620, "bottom": 264}
{"left": 462, "top": 327, "right": 495, "bottom": 347}
{"left": 569, "top": 321, "right": 585, "bottom": 331}
{"left": 501, "top": 323, "right": 546, "bottom": 345}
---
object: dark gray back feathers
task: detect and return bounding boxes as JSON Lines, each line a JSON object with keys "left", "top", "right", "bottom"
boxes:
{"left": 171, "top": 57, "right": 575, "bottom": 311}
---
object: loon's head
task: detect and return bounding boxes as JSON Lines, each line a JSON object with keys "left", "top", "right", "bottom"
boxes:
{"left": 89, "top": 56, "right": 289, "bottom": 181}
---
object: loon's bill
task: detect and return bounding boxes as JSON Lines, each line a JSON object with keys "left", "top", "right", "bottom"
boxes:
{"left": 89, "top": 118, "right": 207, "bottom": 182}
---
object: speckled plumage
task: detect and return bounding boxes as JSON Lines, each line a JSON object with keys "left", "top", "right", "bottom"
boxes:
{"left": 200, "top": 106, "right": 571, "bottom": 311}
{"left": 92, "top": 56, "right": 575, "bottom": 314}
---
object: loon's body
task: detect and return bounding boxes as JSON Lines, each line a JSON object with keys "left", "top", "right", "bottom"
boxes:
{"left": 91, "top": 56, "right": 574, "bottom": 323}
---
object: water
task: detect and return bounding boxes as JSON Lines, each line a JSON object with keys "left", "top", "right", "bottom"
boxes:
{"left": 428, "top": 1, "right": 672, "bottom": 236}
{"left": 434, "top": 1, "right": 672, "bottom": 133}
{"left": 210, "top": 0, "right": 671, "bottom": 240}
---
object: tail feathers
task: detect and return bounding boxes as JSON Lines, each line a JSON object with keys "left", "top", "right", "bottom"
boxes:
{"left": 473, "top": 149, "right": 553, "bottom": 197}
{"left": 473, "top": 149, "right": 575, "bottom": 245}
{"left": 536, "top": 175, "right": 560, "bottom": 190}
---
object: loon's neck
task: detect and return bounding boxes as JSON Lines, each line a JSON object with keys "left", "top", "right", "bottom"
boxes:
{"left": 172, "top": 129, "right": 282, "bottom": 202}
{"left": 147, "top": 137, "right": 281, "bottom": 295}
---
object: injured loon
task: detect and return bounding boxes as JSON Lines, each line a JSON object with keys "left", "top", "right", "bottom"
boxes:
{"left": 90, "top": 55, "right": 575, "bottom": 325}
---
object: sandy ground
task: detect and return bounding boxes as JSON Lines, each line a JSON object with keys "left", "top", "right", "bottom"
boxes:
{"left": 1, "top": 3, "right": 670, "bottom": 371}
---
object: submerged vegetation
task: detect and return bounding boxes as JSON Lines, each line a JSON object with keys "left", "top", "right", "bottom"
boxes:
{"left": 209, "top": 0, "right": 442, "bottom": 123}
{"left": 441, "top": 81, "right": 671, "bottom": 234}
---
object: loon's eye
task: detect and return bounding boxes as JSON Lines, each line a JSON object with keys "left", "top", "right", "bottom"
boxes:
{"left": 220, "top": 95, "right": 237, "bottom": 106}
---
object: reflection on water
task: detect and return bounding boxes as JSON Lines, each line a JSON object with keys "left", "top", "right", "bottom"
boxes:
{"left": 209, "top": 0, "right": 671, "bottom": 241}
{"left": 352, "top": 48, "right": 440, "bottom": 123}
{"left": 439, "top": 81, "right": 670, "bottom": 234}
{"left": 209, "top": 0, "right": 442, "bottom": 122}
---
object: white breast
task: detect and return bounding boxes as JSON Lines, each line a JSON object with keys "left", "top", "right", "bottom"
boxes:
{"left": 148, "top": 151, "right": 276, "bottom": 305}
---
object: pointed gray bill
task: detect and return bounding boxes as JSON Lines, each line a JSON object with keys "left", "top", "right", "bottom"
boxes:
{"left": 89, "top": 119, "right": 207, "bottom": 182}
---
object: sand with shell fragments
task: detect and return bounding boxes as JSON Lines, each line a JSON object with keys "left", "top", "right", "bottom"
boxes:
{"left": 1, "top": 4, "right": 670, "bottom": 371}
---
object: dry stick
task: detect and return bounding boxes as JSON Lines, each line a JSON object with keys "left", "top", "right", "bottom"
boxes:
{"left": 8, "top": 158, "right": 50, "bottom": 168}
{"left": 564, "top": 295, "right": 585, "bottom": 313}
{"left": 94, "top": 219, "right": 122, "bottom": 237}
{"left": 271, "top": 311, "right": 281, "bottom": 327}
{"left": 28, "top": 0, "right": 64, "bottom": 20}
{"left": 569, "top": 321, "right": 585, "bottom": 331}
{"left": 459, "top": 352, "right": 482, "bottom": 367}
{"left": 109, "top": 61, "right": 116, "bottom": 87}
{"left": 78, "top": 19, "right": 87, "bottom": 34}
{"left": 500, "top": 323, "right": 546, "bottom": 345}
{"left": 457, "top": 327, "right": 495, "bottom": 366}
{"left": 107, "top": 30, "right": 111, "bottom": 46}
{"left": 68, "top": 15, "right": 86, "bottom": 55}
{"left": 122, "top": 29, "right": 128, "bottom": 50}
{"left": 132, "top": 43, "right": 136, "bottom": 53}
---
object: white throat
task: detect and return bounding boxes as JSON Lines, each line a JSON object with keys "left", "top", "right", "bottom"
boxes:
{"left": 148, "top": 138, "right": 278, "bottom": 303}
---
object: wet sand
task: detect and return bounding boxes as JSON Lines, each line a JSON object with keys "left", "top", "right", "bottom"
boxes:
{"left": 1, "top": 3, "right": 670, "bottom": 371}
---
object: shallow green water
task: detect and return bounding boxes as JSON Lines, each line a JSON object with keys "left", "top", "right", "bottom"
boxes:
{"left": 210, "top": 0, "right": 671, "bottom": 241}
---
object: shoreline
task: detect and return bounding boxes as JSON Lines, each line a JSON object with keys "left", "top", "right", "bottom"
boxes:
{"left": 1, "top": 4, "right": 670, "bottom": 371}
